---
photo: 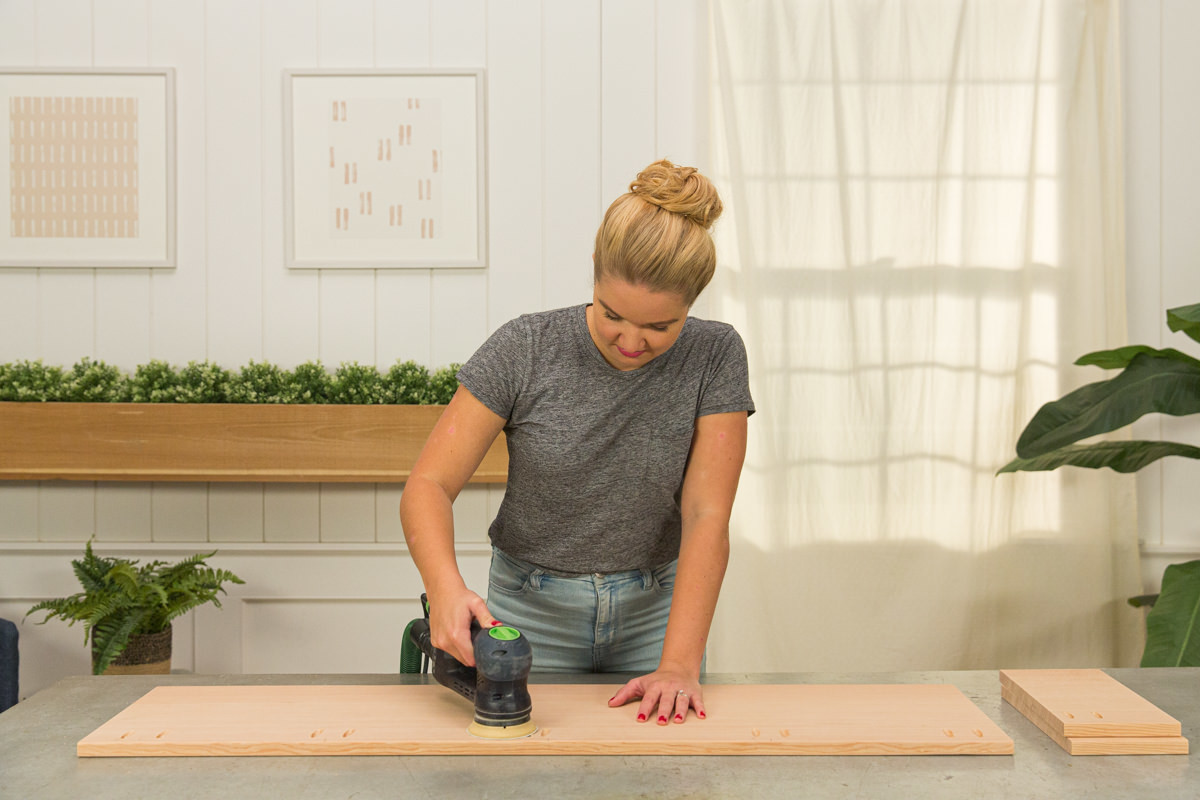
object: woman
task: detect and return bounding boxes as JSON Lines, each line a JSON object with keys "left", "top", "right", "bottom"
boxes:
{"left": 400, "top": 159, "right": 753, "bottom": 727}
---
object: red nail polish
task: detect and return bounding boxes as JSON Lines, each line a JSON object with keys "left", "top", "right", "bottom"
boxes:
{"left": 637, "top": 713, "right": 646, "bottom": 722}
{"left": 674, "top": 714, "right": 683, "bottom": 722}
{"left": 658, "top": 715, "right": 667, "bottom": 723}
{"left": 490, "top": 620, "right": 502, "bottom": 626}
{"left": 698, "top": 711, "right": 706, "bottom": 719}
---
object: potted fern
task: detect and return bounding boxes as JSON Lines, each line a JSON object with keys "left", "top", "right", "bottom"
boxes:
{"left": 26, "top": 541, "right": 244, "bottom": 675}
{"left": 999, "top": 302, "right": 1200, "bottom": 667}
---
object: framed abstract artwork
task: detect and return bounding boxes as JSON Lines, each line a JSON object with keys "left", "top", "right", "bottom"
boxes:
{"left": 283, "top": 69, "right": 487, "bottom": 269}
{"left": 0, "top": 67, "right": 176, "bottom": 268}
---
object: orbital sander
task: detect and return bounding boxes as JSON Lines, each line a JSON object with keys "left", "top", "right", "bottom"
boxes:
{"left": 407, "top": 593, "right": 536, "bottom": 739}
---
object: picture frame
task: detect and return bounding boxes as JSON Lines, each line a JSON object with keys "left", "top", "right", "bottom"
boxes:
{"left": 283, "top": 69, "right": 487, "bottom": 269}
{"left": 0, "top": 67, "right": 176, "bottom": 268}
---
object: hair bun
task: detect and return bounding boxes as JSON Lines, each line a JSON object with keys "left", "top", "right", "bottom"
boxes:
{"left": 628, "top": 159, "right": 723, "bottom": 230}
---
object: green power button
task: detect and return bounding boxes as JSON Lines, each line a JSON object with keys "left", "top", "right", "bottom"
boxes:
{"left": 489, "top": 626, "right": 521, "bottom": 641}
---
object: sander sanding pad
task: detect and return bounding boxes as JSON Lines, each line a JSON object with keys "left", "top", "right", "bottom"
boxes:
{"left": 468, "top": 719, "right": 538, "bottom": 739}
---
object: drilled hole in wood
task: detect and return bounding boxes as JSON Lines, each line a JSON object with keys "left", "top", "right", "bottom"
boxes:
{"left": 1093, "top": 712, "right": 1103, "bottom": 719}
{"left": 973, "top": 729, "right": 983, "bottom": 738}
{"left": 342, "top": 729, "right": 354, "bottom": 738}
{"left": 943, "top": 729, "right": 954, "bottom": 738}
{"left": 156, "top": 731, "right": 166, "bottom": 739}
{"left": 780, "top": 729, "right": 791, "bottom": 737}
{"left": 119, "top": 731, "right": 132, "bottom": 740}
{"left": 1065, "top": 712, "right": 1075, "bottom": 719}
{"left": 751, "top": 728, "right": 761, "bottom": 737}
{"left": 310, "top": 729, "right": 323, "bottom": 738}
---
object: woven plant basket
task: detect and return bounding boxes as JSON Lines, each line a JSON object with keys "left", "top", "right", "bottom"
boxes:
{"left": 94, "top": 624, "right": 173, "bottom": 675}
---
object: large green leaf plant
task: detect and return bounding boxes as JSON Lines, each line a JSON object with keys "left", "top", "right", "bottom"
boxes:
{"left": 27, "top": 540, "right": 244, "bottom": 674}
{"left": 999, "top": 302, "right": 1200, "bottom": 668}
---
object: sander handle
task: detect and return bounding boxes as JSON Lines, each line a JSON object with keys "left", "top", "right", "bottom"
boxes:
{"left": 407, "top": 614, "right": 480, "bottom": 703}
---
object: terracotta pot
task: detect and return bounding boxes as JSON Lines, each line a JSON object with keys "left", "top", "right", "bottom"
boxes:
{"left": 95, "top": 625, "right": 173, "bottom": 675}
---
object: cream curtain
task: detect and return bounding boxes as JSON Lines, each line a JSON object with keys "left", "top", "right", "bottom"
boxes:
{"left": 706, "top": 0, "right": 1143, "bottom": 672}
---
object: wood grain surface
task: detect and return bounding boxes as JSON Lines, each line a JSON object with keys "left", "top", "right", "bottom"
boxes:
{"left": 77, "top": 683, "right": 1014, "bottom": 757}
{"left": 1000, "top": 669, "right": 1188, "bottom": 755}
{"left": 0, "top": 402, "right": 508, "bottom": 483}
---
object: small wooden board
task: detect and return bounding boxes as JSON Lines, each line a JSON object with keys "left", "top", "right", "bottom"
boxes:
{"left": 77, "top": 683, "right": 1013, "bottom": 757}
{"left": 1000, "top": 669, "right": 1188, "bottom": 755}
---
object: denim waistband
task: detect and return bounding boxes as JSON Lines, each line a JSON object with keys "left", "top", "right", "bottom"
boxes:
{"left": 493, "top": 546, "right": 672, "bottom": 581}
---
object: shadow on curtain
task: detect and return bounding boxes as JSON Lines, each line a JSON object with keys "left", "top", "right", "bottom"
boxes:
{"left": 706, "top": 0, "right": 1143, "bottom": 672}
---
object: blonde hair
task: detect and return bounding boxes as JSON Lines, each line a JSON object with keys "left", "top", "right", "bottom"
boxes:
{"left": 593, "top": 159, "right": 723, "bottom": 305}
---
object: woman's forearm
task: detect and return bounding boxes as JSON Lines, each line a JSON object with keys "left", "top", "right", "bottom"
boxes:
{"left": 400, "top": 475, "right": 467, "bottom": 597}
{"left": 399, "top": 388, "right": 507, "bottom": 664}
{"left": 660, "top": 410, "right": 747, "bottom": 677}
{"left": 658, "top": 519, "right": 730, "bottom": 677}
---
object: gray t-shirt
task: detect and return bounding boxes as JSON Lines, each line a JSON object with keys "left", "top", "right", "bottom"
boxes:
{"left": 457, "top": 304, "right": 755, "bottom": 573}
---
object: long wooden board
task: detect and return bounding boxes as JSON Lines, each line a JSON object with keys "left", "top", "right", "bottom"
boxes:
{"left": 1000, "top": 669, "right": 1188, "bottom": 756}
{"left": 77, "top": 683, "right": 1013, "bottom": 757}
{"left": 0, "top": 402, "right": 508, "bottom": 483}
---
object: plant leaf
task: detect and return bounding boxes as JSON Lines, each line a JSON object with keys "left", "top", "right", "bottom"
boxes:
{"left": 90, "top": 608, "right": 148, "bottom": 675}
{"left": 105, "top": 563, "right": 141, "bottom": 598}
{"left": 999, "top": 440, "right": 1200, "bottom": 474}
{"left": 73, "top": 539, "right": 121, "bottom": 594}
{"left": 1016, "top": 353, "right": 1200, "bottom": 458}
{"left": 1167, "top": 302, "right": 1200, "bottom": 344}
{"left": 1140, "top": 559, "right": 1200, "bottom": 667}
{"left": 1075, "top": 346, "right": 1200, "bottom": 370}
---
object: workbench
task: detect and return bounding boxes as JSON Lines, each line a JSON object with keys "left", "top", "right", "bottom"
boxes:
{"left": 2, "top": 669, "right": 1196, "bottom": 799}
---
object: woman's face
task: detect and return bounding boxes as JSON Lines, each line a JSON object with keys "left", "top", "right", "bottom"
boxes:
{"left": 586, "top": 276, "right": 690, "bottom": 371}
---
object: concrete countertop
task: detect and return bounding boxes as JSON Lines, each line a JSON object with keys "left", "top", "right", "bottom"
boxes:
{"left": 1, "top": 669, "right": 1196, "bottom": 799}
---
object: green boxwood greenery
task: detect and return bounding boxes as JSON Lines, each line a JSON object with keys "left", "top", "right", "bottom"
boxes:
{"left": 0, "top": 358, "right": 460, "bottom": 404}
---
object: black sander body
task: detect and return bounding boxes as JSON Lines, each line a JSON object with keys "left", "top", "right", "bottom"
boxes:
{"left": 408, "top": 596, "right": 536, "bottom": 739}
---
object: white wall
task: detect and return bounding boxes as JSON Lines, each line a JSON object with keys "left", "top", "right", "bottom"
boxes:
{"left": 3, "top": 0, "right": 1199, "bottom": 700}
{"left": 0, "top": 0, "right": 707, "bottom": 699}
{"left": 1122, "top": 0, "right": 1200, "bottom": 592}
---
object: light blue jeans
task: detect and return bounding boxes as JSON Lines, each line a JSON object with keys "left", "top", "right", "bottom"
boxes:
{"left": 486, "top": 547, "right": 676, "bottom": 674}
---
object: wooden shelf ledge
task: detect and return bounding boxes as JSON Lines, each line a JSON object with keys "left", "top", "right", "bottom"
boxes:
{"left": 0, "top": 402, "right": 507, "bottom": 484}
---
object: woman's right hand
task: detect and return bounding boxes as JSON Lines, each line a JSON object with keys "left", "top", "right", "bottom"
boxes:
{"left": 426, "top": 586, "right": 496, "bottom": 667}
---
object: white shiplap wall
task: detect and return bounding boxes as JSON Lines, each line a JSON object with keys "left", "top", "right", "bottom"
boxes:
{"left": 1122, "top": 0, "right": 1200, "bottom": 591}
{"left": 3, "top": 0, "right": 1199, "bottom": 700}
{"left": 0, "top": 0, "right": 708, "bottom": 698}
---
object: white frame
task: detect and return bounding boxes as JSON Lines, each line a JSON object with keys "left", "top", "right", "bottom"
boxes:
{"left": 283, "top": 69, "right": 487, "bottom": 269}
{"left": 0, "top": 67, "right": 176, "bottom": 268}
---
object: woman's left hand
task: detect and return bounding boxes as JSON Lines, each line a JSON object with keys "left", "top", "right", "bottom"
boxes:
{"left": 608, "top": 669, "right": 706, "bottom": 725}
